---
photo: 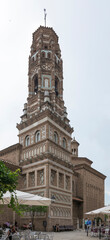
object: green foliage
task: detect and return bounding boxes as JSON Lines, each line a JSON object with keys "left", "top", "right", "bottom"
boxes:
{"left": 19, "top": 205, "right": 48, "bottom": 214}
{"left": 0, "top": 161, "right": 20, "bottom": 213}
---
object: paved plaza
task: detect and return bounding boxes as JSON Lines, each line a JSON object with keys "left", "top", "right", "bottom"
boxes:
{"left": 52, "top": 230, "right": 99, "bottom": 240}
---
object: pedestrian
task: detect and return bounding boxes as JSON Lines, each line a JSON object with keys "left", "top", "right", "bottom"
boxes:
{"left": 7, "top": 225, "right": 17, "bottom": 240}
{"left": 85, "top": 218, "right": 88, "bottom": 231}
{"left": 28, "top": 221, "right": 32, "bottom": 230}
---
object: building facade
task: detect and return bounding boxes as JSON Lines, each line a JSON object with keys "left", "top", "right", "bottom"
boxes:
{"left": 0, "top": 26, "right": 106, "bottom": 231}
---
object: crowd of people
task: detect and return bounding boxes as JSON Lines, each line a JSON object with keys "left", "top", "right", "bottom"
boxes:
{"left": 0, "top": 220, "right": 33, "bottom": 239}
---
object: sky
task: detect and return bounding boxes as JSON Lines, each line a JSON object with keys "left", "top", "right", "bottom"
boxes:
{"left": 0, "top": 0, "right": 110, "bottom": 205}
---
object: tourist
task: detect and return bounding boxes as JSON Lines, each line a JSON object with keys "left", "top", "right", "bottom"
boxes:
{"left": 28, "top": 221, "right": 32, "bottom": 230}
{"left": 87, "top": 218, "right": 91, "bottom": 229}
{"left": 85, "top": 218, "right": 88, "bottom": 231}
{"left": 7, "top": 225, "right": 17, "bottom": 240}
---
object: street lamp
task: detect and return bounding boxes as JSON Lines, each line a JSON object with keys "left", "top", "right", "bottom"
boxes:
{"left": 51, "top": 195, "right": 56, "bottom": 203}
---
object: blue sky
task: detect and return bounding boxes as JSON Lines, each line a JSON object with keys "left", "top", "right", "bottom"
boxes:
{"left": 0, "top": 0, "right": 110, "bottom": 205}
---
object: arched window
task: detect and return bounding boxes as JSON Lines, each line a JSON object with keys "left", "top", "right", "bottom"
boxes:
{"left": 45, "top": 79, "right": 48, "bottom": 88}
{"left": 55, "top": 76, "right": 59, "bottom": 96}
{"left": 34, "top": 75, "right": 38, "bottom": 94}
{"left": 35, "top": 130, "right": 40, "bottom": 143}
{"left": 62, "top": 137, "right": 66, "bottom": 148}
{"left": 25, "top": 135, "right": 30, "bottom": 147}
{"left": 54, "top": 132, "right": 58, "bottom": 144}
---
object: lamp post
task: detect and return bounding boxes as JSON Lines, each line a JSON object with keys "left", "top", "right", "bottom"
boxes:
{"left": 51, "top": 195, "right": 56, "bottom": 203}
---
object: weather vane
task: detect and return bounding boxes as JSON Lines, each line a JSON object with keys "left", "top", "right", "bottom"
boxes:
{"left": 44, "top": 9, "right": 47, "bottom": 27}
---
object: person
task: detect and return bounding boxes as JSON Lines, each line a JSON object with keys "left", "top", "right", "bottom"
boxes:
{"left": 28, "top": 221, "right": 32, "bottom": 230}
{"left": 0, "top": 225, "right": 3, "bottom": 238}
{"left": 15, "top": 221, "right": 18, "bottom": 231}
{"left": 7, "top": 225, "right": 17, "bottom": 240}
{"left": 5, "top": 222, "right": 10, "bottom": 228}
{"left": 11, "top": 225, "right": 16, "bottom": 234}
{"left": 85, "top": 218, "right": 88, "bottom": 231}
{"left": 87, "top": 218, "right": 91, "bottom": 229}
{"left": 56, "top": 224, "right": 59, "bottom": 232}
{"left": 7, "top": 225, "right": 13, "bottom": 240}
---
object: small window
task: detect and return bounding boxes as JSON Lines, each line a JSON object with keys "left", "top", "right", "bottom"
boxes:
{"left": 63, "top": 137, "right": 66, "bottom": 148}
{"left": 65, "top": 175, "right": 70, "bottom": 190}
{"left": 45, "top": 79, "right": 48, "bottom": 88}
{"left": 74, "top": 149, "right": 76, "bottom": 154}
{"left": 25, "top": 135, "right": 30, "bottom": 147}
{"left": 44, "top": 45, "right": 48, "bottom": 49}
{"left": 37, "top": 169, "right": 44, "bottom": 185}
{"left": 48, "top": 52, "right": 51, "bottom": 58}
{"left": 42, "top": 52, "right": 45, "bottom": 58}
{"left": 51, "top": 169, "right": 57, "bottom": 186}
{"left": 55, "top": 76, "right": 59, "bottom": 96}
{"left": 29, "top": 172, "right": 35, "bottom": 187}
{"left": 34, "top": 75, "right": 38, "bottom": 94}
{"left": 54, "top": 132, "right": 58, "bottom": 144}
{"left": 35, "top": 131, "right": 40, "bottom": 142}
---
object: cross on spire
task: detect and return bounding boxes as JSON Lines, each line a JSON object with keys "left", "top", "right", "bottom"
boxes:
{"left": 44, "top": 9, "right": 47, "bottom": 27}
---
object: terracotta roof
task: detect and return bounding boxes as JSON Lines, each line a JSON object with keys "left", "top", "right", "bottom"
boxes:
{"left": 0, "top": 143, "right": 22, "bottom": 156}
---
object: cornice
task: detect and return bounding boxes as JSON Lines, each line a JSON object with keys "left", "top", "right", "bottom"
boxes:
{"left": 72, "top": 156, "right": 93, "bottom": 165}
{"left": 73, "top": 163, "right": 106, "bottom": 180}
{"left": 17, "top": 114, "right": 73, "bottom": 137}
{"left": 20, "top": 152, "right": 74, "bottom": 172}
{"left": 17, "top": 109, "right": 73, "bottom": 134}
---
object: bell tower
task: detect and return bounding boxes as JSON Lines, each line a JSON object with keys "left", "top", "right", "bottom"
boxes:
{"left": 17, "top": 26, "right": 74, "bottom": 231}
{"left": 22, "top": 26, "right": 65, "bottom": 121}
{"left": 17, "top": 26, "right": 73, "bottom": 153}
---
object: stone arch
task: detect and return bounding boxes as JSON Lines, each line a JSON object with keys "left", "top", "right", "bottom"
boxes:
{"left": 62, "top": 137, "right": 67, "bottom": 148}
{"left": 54, "top": 131, "right": 58, "bottom": 144}
{"left": 25, "top": 135, "right": 30, "bottom": 147}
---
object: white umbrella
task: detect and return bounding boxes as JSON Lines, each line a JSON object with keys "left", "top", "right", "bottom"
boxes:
{"left": 22, "top": 194, "right": 51, "bottom": 206}
{"left": 0, "top": 190, "right": 51, "bottom": 206}
{"left": 0, "top": 190, "right": 51, "bottom": 224}
{"left": 85, "top": 206, "right": 110, "bottom": 215}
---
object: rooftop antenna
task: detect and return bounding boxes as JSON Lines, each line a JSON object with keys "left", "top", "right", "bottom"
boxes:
{"left": 44, "top": 9, "right": 47, "bottom": 27}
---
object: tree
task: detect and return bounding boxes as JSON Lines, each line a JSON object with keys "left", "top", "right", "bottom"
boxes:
{"left": 0, "top": 161, "right": 20, "bottom": 212}
{"left": 20, "top": 205, "right": 48, "bottom": 230}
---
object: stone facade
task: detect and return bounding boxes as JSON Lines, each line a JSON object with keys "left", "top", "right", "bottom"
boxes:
{"left": 0, "top": 26, "right": 106, "bottom": 231}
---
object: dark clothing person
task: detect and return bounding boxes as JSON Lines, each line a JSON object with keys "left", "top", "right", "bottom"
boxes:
{"left": 8, "top": 228, "right": 12, "bottom": 240}
{"left": 8, "top": 225, "right": 16, "bottom": 240}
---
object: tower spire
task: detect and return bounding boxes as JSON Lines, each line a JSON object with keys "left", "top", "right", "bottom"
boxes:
{"left": 44, "top": 9, "right": 47, "bottom": 27}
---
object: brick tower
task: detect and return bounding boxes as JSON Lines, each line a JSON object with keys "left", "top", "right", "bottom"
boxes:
{"left": 17, "top": 26, "right": 74, "bottom": 230}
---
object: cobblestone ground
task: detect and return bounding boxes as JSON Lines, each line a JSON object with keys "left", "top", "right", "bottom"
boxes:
{"left": 51, "top": 230, "right": 99, "bottom": 240}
